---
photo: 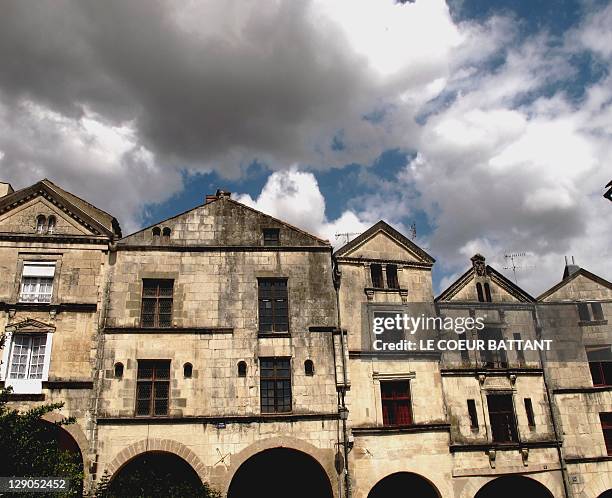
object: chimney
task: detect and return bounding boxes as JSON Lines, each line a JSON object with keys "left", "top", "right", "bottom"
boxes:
{"left": 563, "top": 256, "right": 580, "bottom": 279}
{"left": 205, "top": 189, "right": 232, "bottom": 204}
{"left": 0, "top": 182, "right": 14, "bottom": 198}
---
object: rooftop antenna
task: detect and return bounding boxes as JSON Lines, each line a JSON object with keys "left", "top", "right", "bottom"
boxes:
{"left": 503, "top": 252, "right": 534, "bottom": 285}
{"left": 334, "top": 232, "right": 360, "bottom": 245}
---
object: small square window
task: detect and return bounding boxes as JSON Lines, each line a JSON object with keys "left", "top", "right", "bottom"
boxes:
{"left": 263, "top": 228, "right": 280, "bottom": 246}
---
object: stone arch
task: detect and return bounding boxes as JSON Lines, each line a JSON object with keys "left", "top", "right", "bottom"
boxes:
{"left": 582, "top": 471, "right": 612, "bottom": 498}
{"left": 41, "top": 413, "right": 89, "bottom": 480}
{"left": 105, "top": 438, "right": 207, "bottom": 482}
{"left": 367, "top": 472, "right": 441, "bottom": 498}
{"left": 459, "top": 472, "right": 559, "bottom": 498}
{"left": 224, "top": 436, "right": 337, "bottom": 497}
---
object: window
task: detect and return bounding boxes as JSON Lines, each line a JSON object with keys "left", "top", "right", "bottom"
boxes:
{"left": 601, "top": 413, "right": 612, "bottom": 456}
{"left": 238, "top": 361, "right": 247, "bottom": 377}
{"left": 183, "top": 362, "right": 192, "bottom": 378}
{"left": 386, "top": 265, "right": 399, "bottom": 289}
{"left": 381, "top": 381, "right": 412, "bottom": 426}
{"left": 371, "top": 264, "right": 384, "bottom": 288}
{"left": 478, "top": 329, "right": 507, "bottom": 368}
{"left": 587, "top": 345, "right": 612, "bottom": 387}
{"left": 114, "top": 362, "right": 124, "bottom": 379}
{"left": 8, "top": 335, "right": 47, "bottom": 380}
{"left": 514, "top": 333, "right": 526, "bottom": 364}
{"left": 578, "top": 302, "right": 606, "bottom": 322}
{"left": 258, "top": 279, "right": 288, "bottom": 333}
{"left": 36, "top": 215, "right": 46, "bottom": 234}
{"left": 263, "top": 228, "right": 280, "bottom": 246}
{"left": 20, "top": 262, "right": 55, "bottom": 303}
{"left": 136, "top": 360, "right": 170, "bottom": 416}
{"left": 162, "top": 227, "right": 171, "bottom": 243}
{"left": 141, "top": 279, "right": 174, "bottom": 328}
{"left": 484, "top": 283, "right": 492, "bottom": 302}
{"left": 524, "top": 398, "right": 535, "bottom": 427}
{"left": 152, "top": 227, "right": 161, "bottom": 238}
{"left": 47, "top": 216, "right": 56, "bottom": 234}
{"left": 487, "top": 394, "right": 518, "bottom": 443}
{"left": 260, "top": 358, "right": 291, "bottom": 413}
{"left": 476, "top": 283, "right": 484, "bottom": 302}
{"left": 467, "top": 399, "right": 479, "bottom": 429}
{"left": 304, "top": 359, "right": 314, "bottom": 376}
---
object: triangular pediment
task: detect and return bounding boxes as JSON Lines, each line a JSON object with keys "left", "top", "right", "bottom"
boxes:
{"left": 436, "top": 261, "right": 534, "bottom": 303}
{"left": 334, "top": 221, "right": 434, "bottom": 265}
{"left": 537, "top": 268, "right": 612, "bottom": 302}
{"left": 119, "top": 196, "right": 330, "bottom": 247}
{"left": 0, "top": 179, "right": 120, "bottom": 239}
{"left": 6, "top": 318, "right": 55, "bottom": 333}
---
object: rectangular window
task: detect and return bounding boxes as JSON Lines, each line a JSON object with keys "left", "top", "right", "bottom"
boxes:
{"left": 381, "top": 381, "right": 412, "bottom": 426}
{"left": 20, "top": 262, "right": 55, "bottom": 303}
{"left": 467, "top": 399, "right": 479, "bottom": 429}
{"left": 136, "top": 360, "right": 170, "bottom": 416}
{"left": 370, "top": 264, "right": 384, "bottom": 288}
{"left": 141, "top": 279, "right": 174, "bottom": 328}
{"left": 601, "top": 413, "right": 612, "bottom": 456}
{"left": 514, "top": 333, "right": 526, "bottom": 364}
{"left": 260, "top": 358, "right": 291, "bottom": 413}
{"left": 587, "top": 346, "right": 612, "bottom": 387}
{"left": 258, "top": 278, "right": 289, "bottom": 333}
{"left": 578, "top": 302, "right": 606, "bottom": 322}
{"left": 263, "top": 228, "right": 280, "bottom": 246}
{"left": 487, "top": 394, "right": 518, "bottom": 443}
{"left": 386, "top": 265, "right": 399, "bottom": 289}
{"left": 592, "top": 302, "right": 605, "bottom": 321}
{"left": 524, "top": 398, "right": 535, "bottom": 427}
{"left": 478, "top": 329, "right": 508, "bottom": 368}
{"left": 8, "top": 334, "right": 47, "bottom": 380}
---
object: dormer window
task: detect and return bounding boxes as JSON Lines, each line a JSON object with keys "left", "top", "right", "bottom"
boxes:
{"left": 263, "top": 228, "right": 280, "bottom": 246}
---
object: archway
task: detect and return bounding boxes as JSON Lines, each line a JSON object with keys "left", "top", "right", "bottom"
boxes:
{"left": 475, "top": 475, "right": 553, "bottom": 498}
{"left": 227, "top": 448, "right": 333, "bottom": 498}
{"left": 108, "top": 451, "right": 206, "bottom": 497}
{"left": 598, "top": 491, "right": 612, "bottom": 498}
{"left": 39, "top": 421, "right": 84, "bottom": 495}
{"left": 368, "top": 472, "right": 440, "bottom": 498}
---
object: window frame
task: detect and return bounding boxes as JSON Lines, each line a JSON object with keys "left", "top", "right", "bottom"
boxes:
{"left": 386, "top": 265, "right": 399, "bottom": 289}
{"left": 263, "top": 228, "right": 280, "bottom": 246}
{"left": 135, "top": 360, "right": 171, "bottom": 417}
{"left": 370, "top": 264, "right": 384, "bottom": 288}
{"left": 586, "top": 345, "right": 612, "bottom": 387}
{"left": 524, "top": 398, "right": 536, "bottom": 428}
{"left": 601, "top": 413, "right": 612, "bottom": 456}
{"left": 257, "top": 278, "right": 289, "bottom": 334}
{"left": 0, "top": 331, "right": 53, "bottom": 394}
{"left": 380, "top": 380, "right": 413, "bottom": 427}
{"left": 19, "top": 262, "right": 56, "bottom": 304}
{"left": 487, "top": 393, "right": 518, "bottom": 443}
{"left": 467, "top": 399, "right": 479, "bottom": 429}
{"left": 260, "top": 357, "right": 292, "bottom": 414}
{"left": 141, "top": 279, "right": 174, "bottom": 328}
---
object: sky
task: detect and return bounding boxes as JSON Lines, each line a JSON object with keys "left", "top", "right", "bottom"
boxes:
{"left": 0, "top": 0, "right": 610, "bottom": 296}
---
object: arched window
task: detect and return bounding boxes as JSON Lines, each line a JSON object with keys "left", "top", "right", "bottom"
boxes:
{"left": 47, "top": 216, "right": 56, "bottom": 234}
{"left": 476, "top": 282, "right": 484, "bottom": 302}
{"left": 114, "top": 362, "right": 124, "bottom": 379}
{"left": 36, "top": 215, "right": 46, "bottom": 234}
{"left": 183, "top": 362, "right": 193, "bottom": 378}
{"left": 152, "top": 227, "right": 161, "bottom": 238}
{"left": 238, "top": 361, "right": 247, "bottom": 377}
{"left": 484, "top": 283, "right": 492, "bottom": 302}
{"left": 304, "top": 360, "right": 314, "bottom": 376}
{"left": 162, "top": 227, "right": 171, "bottom": 243}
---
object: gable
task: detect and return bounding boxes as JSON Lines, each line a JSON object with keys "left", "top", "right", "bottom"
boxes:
{"left": 5, "top": 318, "right": 55, "bottom": 333}
{"left": 538, "top": 271, "right": 612, "bottom": 302}
{"left": 0, "top": 197, "right": 90, "bottom": 236}
{"left": 119, "top": 196, "right": 330, "bottom": 247}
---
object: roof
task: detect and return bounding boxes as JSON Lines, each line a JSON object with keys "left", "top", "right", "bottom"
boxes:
{"left": 435, "top": 263, "right": 535, "bottom": 303}
{"left": 0, "top": 178, "right": 121, "bottom": 238}
{"left": 333, "top": 220, "right": 435, "bottom": 263}
{"left": 536, "top": 267, "right": 612, "bottom": 301}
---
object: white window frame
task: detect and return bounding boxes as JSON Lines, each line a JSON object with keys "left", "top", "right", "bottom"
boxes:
{"left": 0, "top": 331, "right": 53, "bottom": 394}
{"left": 19, "top": 262, "right": 56, "bottom": 303}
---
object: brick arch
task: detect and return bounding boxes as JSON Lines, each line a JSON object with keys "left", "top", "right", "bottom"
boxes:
{"left": 581, "top": 472, "right": 612, "bottom": 498}
{"left": 459, "top": 472, "right": 559, "bottom": 498}
{"left": 223, "top": 436, "right": 338, "bottom": 498}
{"left": 41, "top": 413, "right": 89, "bottom": 481}
{"left": 105, "top": 439, "right": 207, "bottom": 482}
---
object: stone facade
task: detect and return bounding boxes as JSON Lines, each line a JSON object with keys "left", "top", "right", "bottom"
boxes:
{"left": 0, "top": 179, "right": 610, "bottom": 498}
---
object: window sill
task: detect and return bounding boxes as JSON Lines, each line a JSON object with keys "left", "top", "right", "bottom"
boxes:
{"left": 579, "top": 320, "right": 608, "bottom": 326}
{"left": 364, "top": 287, "right": 407, "bottom": 293}
{"left": 0, "top": 302, "right": 97, "bottom": 313}
{"left": 352, "top": 423, "right": 450, "bottom": 436}
{"left": 258, "top": 332, "right": 291, "bottom": 338}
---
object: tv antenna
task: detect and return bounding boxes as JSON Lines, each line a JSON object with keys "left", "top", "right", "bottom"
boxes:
{"left": 335, "top": 232, "right": 360, "bottom": 245}
{"left": 503, "top": 252, "right": 534, "bottom": 285}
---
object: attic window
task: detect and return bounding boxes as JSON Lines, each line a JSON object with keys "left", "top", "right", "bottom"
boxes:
{"left": 162, "top": 227, "right": 171, "bottom": 242}
{"left": 484, "top": 283, "right": 492, "bottom": 302}
{"left": 476, "top": 283, "right": 484, "bottom": 302}
{"left": 263, "top": 228, "right": 280, "bottom": 246}
{"left": 47, "top": 216, "right": 56, "bottom": 234}
{"left": 152, "top": 227, "right": 161, "bottom": 238}
{"left": 36, "top": 215, "right": 46, "bottom": 234}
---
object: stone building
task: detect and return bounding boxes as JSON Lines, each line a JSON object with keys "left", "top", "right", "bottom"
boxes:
{"left": 1, "top": 178, "right": 611, "bottom": 498}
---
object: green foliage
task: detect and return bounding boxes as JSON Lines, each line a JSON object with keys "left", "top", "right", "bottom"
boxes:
{"left": 0, "top": 385, "right": 84, "bottom": 497}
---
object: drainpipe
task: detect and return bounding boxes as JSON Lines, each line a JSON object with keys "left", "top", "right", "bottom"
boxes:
{"left": 333, "top": 259, "right": 352, "bottom": 498}
{"left": 533, "top": 306, "right": 572, "bottom": 498}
